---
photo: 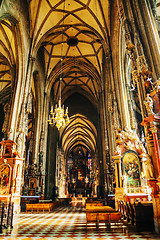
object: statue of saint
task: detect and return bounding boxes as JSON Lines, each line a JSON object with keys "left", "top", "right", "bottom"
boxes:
{"left": 144, "top": 94, "right": 154, "bottom": 116}
{"left": 145, "top": 157, "right": 154, "bottom": 179}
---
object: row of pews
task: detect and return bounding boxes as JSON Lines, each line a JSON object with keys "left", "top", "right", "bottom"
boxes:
{"left": 0, "top": 202, "right": 14, "bottom": 233}
{"left": 117, "top": 200, "right": 155, "bottom": 232}
{"left": 85, "top": 200, "right": 128, "bottom": 232}
{"left": 26, "top": 203, "right": 53, "bottom": 213}
{"left": 25, "top": 198, "right": 70, "bottom": 213}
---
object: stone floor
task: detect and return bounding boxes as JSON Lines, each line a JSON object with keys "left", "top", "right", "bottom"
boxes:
{"left": 0, "top": 203, "right": 159, "bottom": 240}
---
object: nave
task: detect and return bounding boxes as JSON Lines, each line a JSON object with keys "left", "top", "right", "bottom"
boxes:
{"left": 1, "top": 0, "right": 160, "bottom": 235}
{"left": 0, "top": 204, "right": 159, "bottom": 240}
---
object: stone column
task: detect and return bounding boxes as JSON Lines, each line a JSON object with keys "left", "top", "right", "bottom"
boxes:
{"left": 113, "top": 155, "right": 125, "bottom": 209}
{"left": 137, "top": 0, "right": 160, "bottom": 78}
{"left": 142, "top": 115, "right": 160, "bottom": 233}
{"left": 132, "top": 72, "right": 146, "bottom": 119}
{"left": 142, "top": 115, "right": 160, "bottom": 177}
{"left": 150, "top": 124, "right": 160, "bottom": 176}
{"left": 112, "top": 155, "right": 122, "bottom": 188}
{"left": 148, "top": 179, "right": 160, "bottom": 234}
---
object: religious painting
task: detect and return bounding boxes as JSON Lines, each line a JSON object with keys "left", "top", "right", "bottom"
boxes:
{"left": 123, "top": 152, "right": 140, "bottom": 187}
{"left": 0, "top": 164, "right": 11, "bottom": 194}
{"left": 29, "top": 178, "right": 37, "bottom": 189}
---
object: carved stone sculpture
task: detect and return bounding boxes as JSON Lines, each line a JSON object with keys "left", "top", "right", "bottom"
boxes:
{"left": 144, "top": 78, "right": 153, "bottom": 93}
{"left": 144, "top": 94, "right": 154, "bottom": 116}
{"left": 145, "top": 156, "right": 154, "bottom": 179}
{"left": 115, "top": 128, "right": 147, "bottom": 155}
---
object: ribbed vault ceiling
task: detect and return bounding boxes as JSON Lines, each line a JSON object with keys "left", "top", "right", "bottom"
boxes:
{"left": 60, "top": 114, "right": 97, "bottom": 155}
{"left": 29, "top": 0, "right": 110, "bottom": 102}
{"left": 0, "top": 0, "right": 110, "bottom": 104}
{"left": 48, "top": 58, "right": 101, "bottom": 103}
{"left": 0, "top": 0, "right": 109, "bottom": 154}
{"left": 30, "top": 0, "right": 109, "bottom": 154}
{"left": 0, "top": 19, "right": 16, "bottom": 103}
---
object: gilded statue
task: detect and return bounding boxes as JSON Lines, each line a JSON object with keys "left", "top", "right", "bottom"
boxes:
{"left": 144, "top": 94, "right": 154, "bottom": 116}
{"left": 144, "top": 77, "right": 153, "bottom": 93}
{"left": 145, "top": 156, "right": 154, "bottom": 179}
{"left": 154, "top": 78, "right": 160, "bottom": 91}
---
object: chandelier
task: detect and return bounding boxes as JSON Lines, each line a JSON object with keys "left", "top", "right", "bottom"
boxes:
{"left": 48, "top": 68, "right": 69, "bottom": 130}
{"left": 48, "top": 99, "right": 69, "bottom": 130}
{"left": 48, "top": 1, "right": 69, "bottom": 130}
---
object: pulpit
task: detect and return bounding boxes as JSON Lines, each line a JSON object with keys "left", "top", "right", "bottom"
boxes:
{"left": 0, "top": 139, "right": 24, "bottom": 213}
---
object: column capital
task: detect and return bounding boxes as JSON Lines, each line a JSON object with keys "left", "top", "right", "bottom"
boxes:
{"left": 112, "top": 155, "right": 122, "bottom": 161}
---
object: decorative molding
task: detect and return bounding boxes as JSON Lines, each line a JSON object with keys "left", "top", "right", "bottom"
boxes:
{"left": 114, "top": 128, "right": 146, "bottom": 156}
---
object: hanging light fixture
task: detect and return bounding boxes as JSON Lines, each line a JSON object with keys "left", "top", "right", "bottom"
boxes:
{"left": 48, "top": 98, "right": 69, "bottom": 130}
{"left": 48, "top": 0, "right": 69, "bottom": 130}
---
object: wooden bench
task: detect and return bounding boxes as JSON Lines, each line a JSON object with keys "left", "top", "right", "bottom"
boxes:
{"left": 85, "top": 212, "right": 111, "bottom": 230}
{"left": 86, "top": 206, "right": 127, "bottom": 232}
{"left": 26, "top": 204, "right": 33, "bottom": 213}
{"left": 109, "top": 212, "right": 127, "bottom": 233}
{"left": 97, "top": 212, "right": 110, "bottom": 230}
{"left": 86, "top": 206, "right": 116, "bottom": 229}
{"left": 86, "top": 212, "right": 98, "bottom": 229}
{"left": 86, "top": 202, "right": 103, "bottom": 207}
{"left": 26, "top": 203, "right": 53, "bottom": 213}
{"left": 86, "top": 206, "right": 117, "bottom": 213}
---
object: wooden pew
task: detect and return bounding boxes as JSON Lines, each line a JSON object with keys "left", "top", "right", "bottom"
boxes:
{"left": 97, "top": 212, "right": 110, "bottom": 229}
{"left": 42, "top": 203, "right": 53, "bottom": 213}
{"left": 26, "top": 204, "right": 33, "bottom": 213}
{"left": 86, "top": 202, "right": 103, "bottom": 207}
{"left": 86, "top": 206, "right": 116, "bottom": 229}
{"left": 26, "top": 203, "right": 53, "bottom": 213}
{"left": 86, "top": 206, "right": 127, "bottom": 232}
{"left": 109, "top": 212, "right": 128, "bottom": 233}
{"left": 86, "top": 205, "right": 117, "bottom": 213}
{"left": 86, "top": 212, "right": 98, "bottom": 229}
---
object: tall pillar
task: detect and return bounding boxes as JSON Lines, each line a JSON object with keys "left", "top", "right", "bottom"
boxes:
{"left": 150, "top": 124, "right": 160, "bottom": 176}
{"left": 112, "top": 155, "right": 124, "bottom": 209}
{"left": 112, "top": 155, "right": 122, "bottom": 188}
{"left": 148, "top": 179, "right": 160, "bottom": 233}
{"left": 142, "top": 115, "right": 160, "bottom": 233}
{"left": 142, "top": 115, "right": 160, "bottom": 177}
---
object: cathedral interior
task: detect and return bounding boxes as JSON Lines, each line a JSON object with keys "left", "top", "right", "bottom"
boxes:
{"left": 0, "top": 0, "right": 160, "bottom": 239}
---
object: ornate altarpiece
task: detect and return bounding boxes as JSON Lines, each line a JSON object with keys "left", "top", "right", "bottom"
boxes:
{"left": 0, "top": 140, "right": 24, "bottom": 213}
{"left": 113, "top": 128, "right": 152, "bottom": 205}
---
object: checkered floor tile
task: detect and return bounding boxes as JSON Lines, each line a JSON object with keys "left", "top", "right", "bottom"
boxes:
{"left": 0, "top": 204, "right": 159, "bottom": 239}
